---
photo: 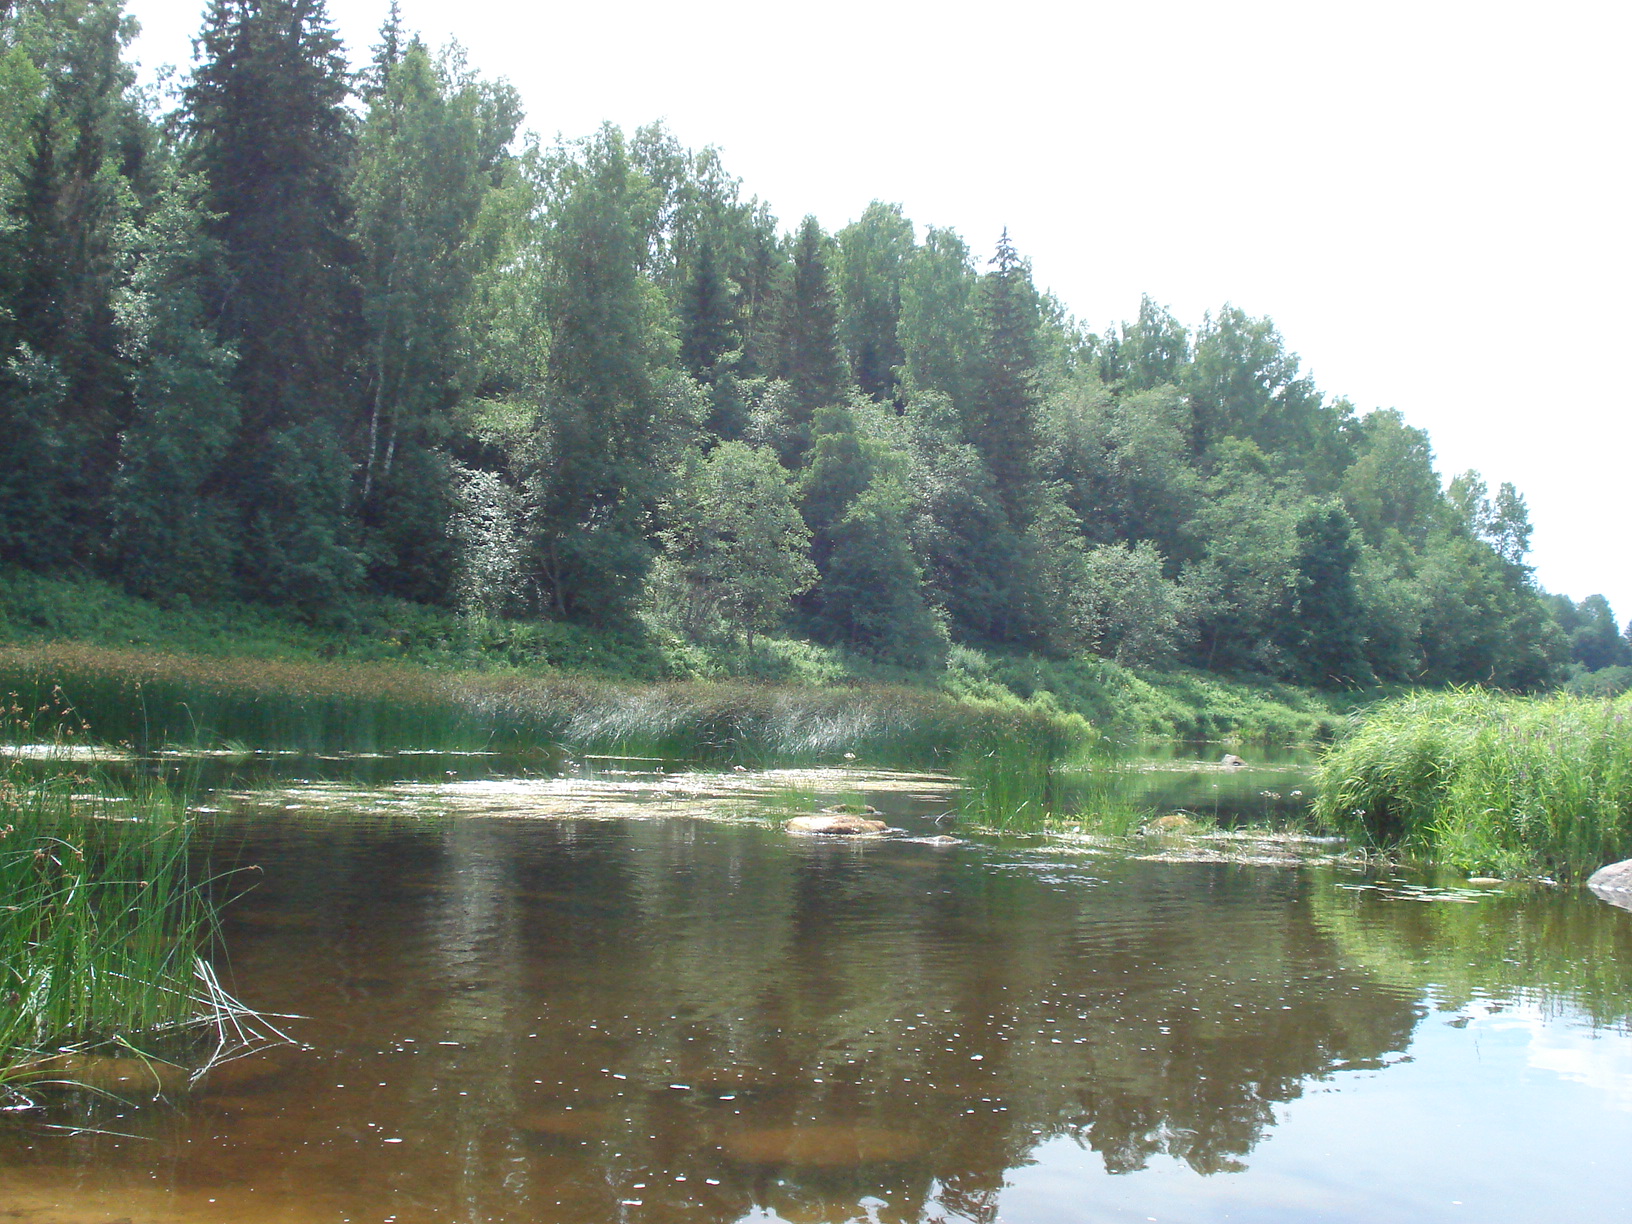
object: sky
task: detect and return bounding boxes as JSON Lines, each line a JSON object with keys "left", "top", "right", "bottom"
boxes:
{"left": 123, "top": 0, "right": 1632, "bottom": 620}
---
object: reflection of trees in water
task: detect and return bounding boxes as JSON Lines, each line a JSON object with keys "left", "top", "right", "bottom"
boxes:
{"left": 447, "top": 827, "right": 1421, "bottom": 1221}
{"left": 1311, "top": 878, "right": 1632, "bottom": 1030}
{"left": 193, "top": 819, "right": 1429, "bottom": 1223}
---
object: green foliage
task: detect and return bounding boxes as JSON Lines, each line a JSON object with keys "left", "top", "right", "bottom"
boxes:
{"left": 898, "top": 226, "right": 977, "bottom": 413}
{"left": 352, "top": 36, "right": 521, "bottom": 602}
{"left": 969, "top": 230, "right": 1043, "bottom": 521}
{"left": 0, "top": 695, "right": 224, "bottom": 1093}
{"left": 0, "top": 5, "right": 1601, "bottom": 724}
{"left": 658, "top": 441, "right": 815, "bottom": 647}
{"left": 1314, "top": 689, "right": 1632, "bottom": 879}
{"left": 777, "top": 215, "right": 848, "bottom": 442}
{"left": 184, "top": 0, "right": 363, "bottom": 608}
{"left": 1277, "top": 502, "right": 1368, "bottom": 687}
{"left": 1548, "top": 592, "right": 1631, "bottom": 673}
{"left": 110, "top": 168, "right": 240, "bottom": 599}
{"left": 835, "top": 200, "right": 912, "bottom": 400}
{"left": 1077, "top": 540, "right": 1191, "bottom": 667}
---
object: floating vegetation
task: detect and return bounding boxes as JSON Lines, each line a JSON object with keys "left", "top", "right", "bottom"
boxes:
{"left": 1314, "top": 688, "right": 1632, "bottom": 880}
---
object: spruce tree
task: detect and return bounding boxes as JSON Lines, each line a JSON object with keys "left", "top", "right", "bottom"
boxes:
{"left": 970, "top": 230, "right": 1042, "bottom": 524}
{"left": 678, "top": 236, "right": 737, "bottom": 383}
{"left": 530, "top": 123, "right": 677, "bottom": 621}
{"left": 184, "top": 0, "right": 362, "bottom": 610}
{"left": 778, "top": 215, "right": 847, "bottom": 436}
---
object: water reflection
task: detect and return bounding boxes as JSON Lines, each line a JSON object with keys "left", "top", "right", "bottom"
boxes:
{"left": 1, "top": 782, "right": 1629, "bottom": 1223}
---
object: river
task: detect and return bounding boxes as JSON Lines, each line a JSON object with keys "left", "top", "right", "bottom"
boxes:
{"left": 2, "top": 753, "right": 1628, "bottom": 1222}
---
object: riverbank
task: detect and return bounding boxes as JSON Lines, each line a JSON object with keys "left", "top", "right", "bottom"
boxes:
{"left": 0, "top": 566, "right": 1347, "bottom": 748}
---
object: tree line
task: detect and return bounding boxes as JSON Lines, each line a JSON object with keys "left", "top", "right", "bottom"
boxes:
{"left": 1, "top": 0, "right": 1619, "bottom": 689}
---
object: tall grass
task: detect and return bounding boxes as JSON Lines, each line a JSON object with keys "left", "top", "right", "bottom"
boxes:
{"left": 0, "top": 643, "right": 1094, "bottom": 770}
{"left": 955, "top": 725, "right": 1146, "bottom": 833}
{"left": 1314, "top": 689, "right": 1632, "bottom": 880}
{"left": 0, "top": 694, "right": 257, "bottom": 1101}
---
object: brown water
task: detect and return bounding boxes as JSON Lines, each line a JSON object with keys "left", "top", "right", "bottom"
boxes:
{"left": 4, "top": 763, "right": 1631, "bottom": 1223}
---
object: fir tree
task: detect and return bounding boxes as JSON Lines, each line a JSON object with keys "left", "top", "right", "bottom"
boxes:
{"left": 778, "top": 215, "right": 847, "bottom": 435}
{"left": 970, "top": 230, "right": 1042, "bottom": 524}
{"left": 184, "top": 0, "right": 362, "bottom": 609}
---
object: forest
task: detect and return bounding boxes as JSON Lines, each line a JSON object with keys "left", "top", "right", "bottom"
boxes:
{"left": 1, "top": 0, "right": 1624, "bottom": 694}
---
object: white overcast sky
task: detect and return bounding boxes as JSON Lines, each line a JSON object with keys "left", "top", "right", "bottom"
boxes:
{"left": 125, "top": 0, "right": 1632, "bottom": 620}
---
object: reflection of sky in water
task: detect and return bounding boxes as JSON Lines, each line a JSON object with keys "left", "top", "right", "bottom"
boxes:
{"left": 999, "top": 1005, "right": 1632, "bottom": 1224}
{"left": 1476, "top": 1003, "right": 1632, "bottom": 1112}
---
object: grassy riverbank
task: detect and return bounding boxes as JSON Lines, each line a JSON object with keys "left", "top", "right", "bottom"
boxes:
{"left": 1314, "top": 689, "right": 1632, "bottom": 881}
{"left": 0, "top": 566, "right": 1346, "bottom": 748}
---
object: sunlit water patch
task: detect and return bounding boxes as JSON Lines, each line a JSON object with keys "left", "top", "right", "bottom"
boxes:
{"left": 1, "top": 766, "right": 1628, "bottom": 1223}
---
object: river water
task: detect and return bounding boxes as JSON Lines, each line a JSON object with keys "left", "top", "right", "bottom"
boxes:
{"left": 3, "top": 756, "right": 1630, "bottom": 1223}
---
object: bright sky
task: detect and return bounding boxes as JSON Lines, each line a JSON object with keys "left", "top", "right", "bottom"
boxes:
{"left": 125, "top": 0, "right": 1632, "bottom": 622}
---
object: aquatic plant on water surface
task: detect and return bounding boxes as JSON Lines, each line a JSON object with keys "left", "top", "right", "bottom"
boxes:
{"left": 0, "top": 693, "right": 270, "bottom": 1105}
{"left": 1314, "top": 688, "right": 1632, "bottom": 881}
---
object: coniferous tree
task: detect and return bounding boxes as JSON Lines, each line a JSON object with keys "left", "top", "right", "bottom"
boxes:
{"left": 678, "top": 236, "right": 736, "bottom": 383}
{"left": 969, "top": 230, "right": 1042, "bottom": 523}
{"left": 184, "top": 0, "right": 362, "bottom": 610}
{"left": 778, "top": 215, "right": 847, "bottom": 437}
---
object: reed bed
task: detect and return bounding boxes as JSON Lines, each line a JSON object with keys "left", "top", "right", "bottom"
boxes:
{"left": 0, "top": 643, "right": 1092, "bottom": 771}
{"left": 1314, "top": 689, "right": 1632, "bottom": 880}
{"left": 0, "top": 696, "right": 266, "bottom": 1102}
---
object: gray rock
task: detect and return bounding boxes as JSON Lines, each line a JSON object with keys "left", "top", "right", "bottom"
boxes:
{"left": 1220, "top": 753, "right": 1247, "bottom": 768}
{"left": 1587, "top": 859, "right": 1632, "bottom": 912}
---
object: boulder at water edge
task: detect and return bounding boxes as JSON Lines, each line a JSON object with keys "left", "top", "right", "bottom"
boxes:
{"left": 1587, "top": 859, "right": 1632, "bottom": 912}
{"left": 786, "top": 814, "right": 888, "bottom": 835}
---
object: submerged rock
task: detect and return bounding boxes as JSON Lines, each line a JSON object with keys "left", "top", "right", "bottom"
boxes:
{"left": 786, "top": 813, "right": 887, "bottom": 835}
{"left": 1588, "top": 859, "right": 1632, "bottom": 912}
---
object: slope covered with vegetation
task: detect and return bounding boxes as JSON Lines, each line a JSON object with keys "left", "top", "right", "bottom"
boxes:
{"left": 1, "top": 0, "right": 1624, "bottom": 724}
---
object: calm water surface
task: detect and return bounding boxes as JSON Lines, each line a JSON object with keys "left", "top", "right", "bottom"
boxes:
{"left": 3, "top": 758, "right": 1630, "bottom": 1223}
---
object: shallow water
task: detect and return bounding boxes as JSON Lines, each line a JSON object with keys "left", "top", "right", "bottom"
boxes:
{"left": 4, "top": 761, "right": 1630, "bottom": 1223}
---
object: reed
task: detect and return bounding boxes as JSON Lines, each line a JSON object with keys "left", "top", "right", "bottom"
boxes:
{"left": 1314, "top": 689, "right": 1632, "bottom": 880}
{"left": 0, "top": 694, "right": 264, "bottom": 1102}
{"left": 0, "top": 643, "right": 1095, "bottom": 770}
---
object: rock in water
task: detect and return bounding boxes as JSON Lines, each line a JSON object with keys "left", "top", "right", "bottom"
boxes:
{"left": 1219, "top": 753, "right": 1247, "bottom": 768}
{"left": 1588, "top": 859, "right": 1632, "bottom": 912}
{"left": 786, "top": 814, "right": 887, "bottom": 835}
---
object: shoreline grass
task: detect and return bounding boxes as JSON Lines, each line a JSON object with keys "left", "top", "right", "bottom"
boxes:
{"left": 0, "top": 641, "right": 1095, "bottom": 771}
{"left": 1, "top": 565, "right": 1347, "bottom": 749}
{"left": 0, "top": 696, "right": 267, "bottom": 1104}
{"left": 1313, "top": 689, "right": 1632, "bottom": 881}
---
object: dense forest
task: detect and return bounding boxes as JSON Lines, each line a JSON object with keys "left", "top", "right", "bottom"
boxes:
{"left": 1, "top": 0, "right": 1624, "bottom": 691}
